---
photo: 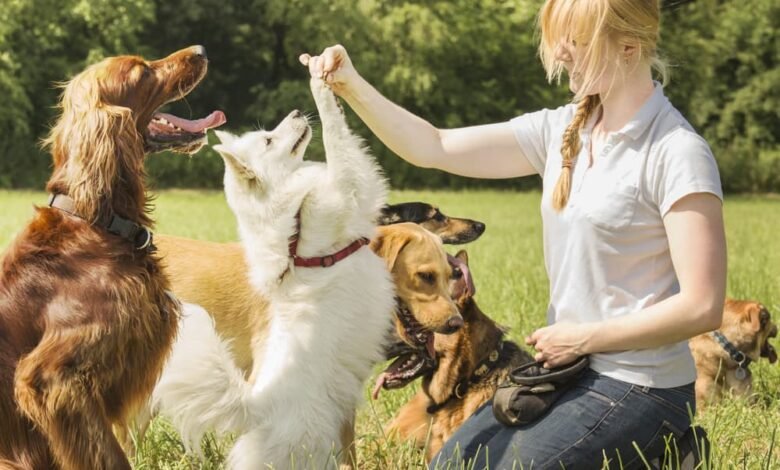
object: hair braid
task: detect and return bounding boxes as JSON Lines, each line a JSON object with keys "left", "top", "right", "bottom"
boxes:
{"left": 551, "top": 94, "right": 601, "bottom": 211}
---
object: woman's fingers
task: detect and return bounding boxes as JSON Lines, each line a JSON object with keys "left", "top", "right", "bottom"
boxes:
{"left": 298, "top": 53, "right": 310, "bottom": 66}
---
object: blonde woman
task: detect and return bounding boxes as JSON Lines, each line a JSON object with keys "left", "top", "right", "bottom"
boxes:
{"left": 302, "top": 0, "right": 725, "bottom": 467}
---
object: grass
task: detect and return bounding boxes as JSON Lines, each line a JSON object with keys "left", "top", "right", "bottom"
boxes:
{"left": 1, "top": 189, "right": 778, "bottom": 469}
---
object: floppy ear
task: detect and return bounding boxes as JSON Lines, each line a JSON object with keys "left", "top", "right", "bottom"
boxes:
{"left": 455, "top": 249, "right": 469, "bottom": 266}
{"left": 370, "top": 228, "right": 411, "bottom": 271}
{"left": 44, "top": 67, "right": 142, "bottom": 222}
{"left": 213, "top": 144, "right": 258, "bottom": 181}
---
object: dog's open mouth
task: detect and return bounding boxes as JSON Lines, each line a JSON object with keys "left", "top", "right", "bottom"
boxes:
{"left": 146, "top": 110, "right": 226, "bottom": 154}
{"left": 761, "top": 324, "right": 778, "bottom": 364}
{"left": 291, "top": 126, "right": 311, "bottom": 156}
{"left": 372, "top": 302, "right": 437, "bottom": 399}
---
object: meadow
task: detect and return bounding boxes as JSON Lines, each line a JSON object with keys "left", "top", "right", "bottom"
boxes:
{"left": 1, "top": 189, "right": 778, "bottom": 469}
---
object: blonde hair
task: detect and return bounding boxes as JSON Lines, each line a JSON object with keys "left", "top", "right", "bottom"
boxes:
{"left": 538, "top": 0, "right": 666, "bottom": 211}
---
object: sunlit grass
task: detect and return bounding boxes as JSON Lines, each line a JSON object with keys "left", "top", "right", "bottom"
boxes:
{"left": 1, "top": 189, "right": 778, "bottom": 468}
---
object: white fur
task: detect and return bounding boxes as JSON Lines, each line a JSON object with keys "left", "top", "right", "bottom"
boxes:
{"left": 153, "top": 79, "right": 395, "bottom": 469}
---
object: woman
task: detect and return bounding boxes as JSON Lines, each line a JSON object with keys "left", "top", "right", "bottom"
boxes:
{"left": 301, "top": 0, "right": 726, "bottom": 467}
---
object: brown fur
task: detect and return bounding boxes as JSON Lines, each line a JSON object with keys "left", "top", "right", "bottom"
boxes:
{"left": 0, "top": 47, "right": 209, "bottom": 469}
{"left": 135, "top": 223, "right": 459, "bottom": 463}
{"left": 386, "top": 250, "right": 533, "bottom": 461}
{"left": 690, "top": 298, "right": 777, "bottom": 408}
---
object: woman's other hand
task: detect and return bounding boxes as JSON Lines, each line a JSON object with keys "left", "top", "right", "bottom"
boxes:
{"left": 299, "top": 44, "right": 358, "bottom": 96}
{"left": 526, "top": 321, "right": 595, "bottom": 368}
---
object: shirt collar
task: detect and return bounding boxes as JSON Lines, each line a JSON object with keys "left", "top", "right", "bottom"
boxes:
{"left": 616, "top": 81, "right": 668, "bottom": 141}
{"left": 580, "top": 81, "right": 668, "bottom": 141}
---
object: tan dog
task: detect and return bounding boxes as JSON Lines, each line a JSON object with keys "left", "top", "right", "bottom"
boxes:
{"left": 384, "top": 250, "right": 534, "bottom": 461}
{"left": 690, "top": 298, "right": 777, "bottom": 407}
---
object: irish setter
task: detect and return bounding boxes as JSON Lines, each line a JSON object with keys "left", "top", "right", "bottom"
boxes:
{"left": 0, "top": 46, "right": 225, "bottom": 469}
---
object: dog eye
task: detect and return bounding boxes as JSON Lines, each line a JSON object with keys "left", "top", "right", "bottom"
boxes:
{"left": 433, "top": 211, "right": 446, "bottom": 222}
{"left": 451, "top": 267, "right": 463, "bottom": 280}
{"left": 417, "top": 272, "right": 436, "bottom": 285}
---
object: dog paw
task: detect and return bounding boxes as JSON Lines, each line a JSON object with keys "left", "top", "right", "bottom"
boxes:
{"left": 310, "top": 78, "right": 343, "bottom": 115}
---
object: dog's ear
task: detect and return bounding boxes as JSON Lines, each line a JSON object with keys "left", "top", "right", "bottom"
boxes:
{"left": 213, "top": 144, "right": 258, "bottom": 182}
{"left": 455, "top": 249, "right": 469, "bottom": 266}
{"left": 370, "top": 228, "right": 411, "bottom": 271}
{"left": 214, "top": 130, "right": 238, "bottom": 146}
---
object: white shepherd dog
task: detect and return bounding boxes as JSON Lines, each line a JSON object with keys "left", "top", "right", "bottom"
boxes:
{"left": 152, "top": 78, "right": 395, "bottom": 469}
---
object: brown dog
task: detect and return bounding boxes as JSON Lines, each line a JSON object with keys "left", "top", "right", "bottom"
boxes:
{"left": 385, "top": 250, "right": 534, "bottom": 461}
{"left": 690, "top": 298, "right": 777, "bottom": 407}
{"left": 0, "top": 47, "right": 224, "bottom": 469}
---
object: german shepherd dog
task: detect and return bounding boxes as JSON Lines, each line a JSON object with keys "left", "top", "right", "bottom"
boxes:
{"left": 379, "top": 202, "right": 485, "bottom": 244}
{"left": 382, "top": 250, "right": 534, "bottom": 461}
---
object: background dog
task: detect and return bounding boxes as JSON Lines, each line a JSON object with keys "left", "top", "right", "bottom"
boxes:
{"left": 690, "top": 298, "right": 777, "bottom": 407}
{"left": 0, "top": 46, "right": 223, "bottom": 469}
{"left": 384, "top": 250, "right": 534, "bottom": 461}
{"left": 378, "top": 202, "right": 485, "bottom": 244}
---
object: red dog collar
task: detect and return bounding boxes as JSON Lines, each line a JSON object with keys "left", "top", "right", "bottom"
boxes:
{"left": 287, "top": 209, "right": 369, "bottom": 268}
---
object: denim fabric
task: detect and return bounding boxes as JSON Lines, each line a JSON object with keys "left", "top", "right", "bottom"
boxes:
{"left": 430, "top": 369, "right": 695, "bottom": 470}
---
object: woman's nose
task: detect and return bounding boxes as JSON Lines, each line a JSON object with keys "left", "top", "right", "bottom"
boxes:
{"left": 555, "top": 44, "right": 572, "bottom": 63}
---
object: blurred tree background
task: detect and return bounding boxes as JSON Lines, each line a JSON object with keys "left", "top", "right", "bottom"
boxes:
{"left": 0, "top": 0, "right": 777, "bottom": 191}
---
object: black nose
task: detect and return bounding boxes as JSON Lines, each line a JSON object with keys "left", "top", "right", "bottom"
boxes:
{"left": 760, "top": 309, "right": 770, "bottom": 328}
{"left": 191, "top": 45, "right": 207, "bottom": 59}
{"left": 440, "top": 315, "right": 464, "bottom": 334}
{"left": 292, "top": 110, "right": 303, "bottom": 118}
{"left": 473, "top": 222, "right": 486, "bottom": 235}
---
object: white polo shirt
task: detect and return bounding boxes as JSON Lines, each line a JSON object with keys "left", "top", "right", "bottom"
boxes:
{"left": 511, "top": 83, "right": 723, "bottom": 388}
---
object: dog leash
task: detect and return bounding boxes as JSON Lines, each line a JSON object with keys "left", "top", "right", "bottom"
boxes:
{"left": 48, "top": 193, "right": 155, "bottom": 252}
{"left": 287, "top": 208, "right": 369, "bottom": 268}
{"left": 711, "top": 331, "right": 751, "bottom": 380}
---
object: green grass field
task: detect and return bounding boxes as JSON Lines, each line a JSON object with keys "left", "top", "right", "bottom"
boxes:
{"left": 1, "top": 189, "right": 778, "bottom": 469}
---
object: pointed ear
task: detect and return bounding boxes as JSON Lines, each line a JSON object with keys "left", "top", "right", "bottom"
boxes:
{"left": 455, "top": 249, "right": 469, "bottom": 266}
{"left": 213, "top": 144, "right": 258, "bottom": 181}
{"left": 214, "top": 130, "right": 237, "bottom": 145}
{"left": 370, "top": 227, "right": 412, "bottom": 271}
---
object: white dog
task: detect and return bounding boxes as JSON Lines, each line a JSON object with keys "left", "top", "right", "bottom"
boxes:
{"left": 152, "top": 79, "right": 395, "bottom": 469}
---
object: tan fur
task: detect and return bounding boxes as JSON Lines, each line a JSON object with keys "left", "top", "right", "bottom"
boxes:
{"left": 690, "top": 298, "right": 777, "bottom": 408}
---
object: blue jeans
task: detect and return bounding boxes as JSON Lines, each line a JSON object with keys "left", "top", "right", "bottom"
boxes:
{"left": 430, "top": 369, "right": 695, "bottom": 469}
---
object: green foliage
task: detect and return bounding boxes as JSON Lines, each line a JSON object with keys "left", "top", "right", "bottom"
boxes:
{"left": 0, "top": 0, "right": 777, "bottom": 191}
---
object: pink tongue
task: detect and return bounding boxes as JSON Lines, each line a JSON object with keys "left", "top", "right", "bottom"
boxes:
{"left": 155, "top": 110, "right": 227, "bottom": 132}
{"left": 372, "top": 373, "right": 388, "bottom": 400}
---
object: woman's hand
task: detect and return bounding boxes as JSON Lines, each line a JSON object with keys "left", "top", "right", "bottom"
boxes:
{"left": 299, "top": 44, "right": 358, "bottom": 96}
{"left": 525, "top": 321, "right": 595, "bottom": 368}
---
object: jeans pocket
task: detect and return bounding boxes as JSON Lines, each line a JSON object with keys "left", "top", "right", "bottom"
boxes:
{"left": 636, "top": 384, "right": 696, "bottom": 418}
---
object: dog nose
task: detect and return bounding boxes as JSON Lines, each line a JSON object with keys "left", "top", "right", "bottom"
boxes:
{"left": 191, "top": 45, "right": 207, "bottom": 59}
{"left": 473, "top": 222, "right": 485, "bottom": 235}
{"left": 440, "top": 315, "right": 464, "bottom": 334}
{"left": 292, "top": 110, "right": 303, "bottom": 118}
{"left": 760, "top": 309, "right": 770, "bottom": 328}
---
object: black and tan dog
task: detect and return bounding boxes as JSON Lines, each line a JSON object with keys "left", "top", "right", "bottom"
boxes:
{"left": 382, "top": 250, "right": 533, "bottom": 461}
{"left": 379, "top": 202, "right": 485, "bottom": 244}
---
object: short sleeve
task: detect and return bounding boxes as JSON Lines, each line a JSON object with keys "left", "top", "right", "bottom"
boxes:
{"left": 510, "top": 105, "right": 572, "bottom": 175}
{"left": 651, "top": 128, "right": 723, "bottom": 217}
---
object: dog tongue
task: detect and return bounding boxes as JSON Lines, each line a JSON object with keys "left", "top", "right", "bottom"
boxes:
{"left": 156, "top": 110, "right": 227, "bottom": 132}
{"left": 372, "top": 373, "right": 387, "bottom": 400}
